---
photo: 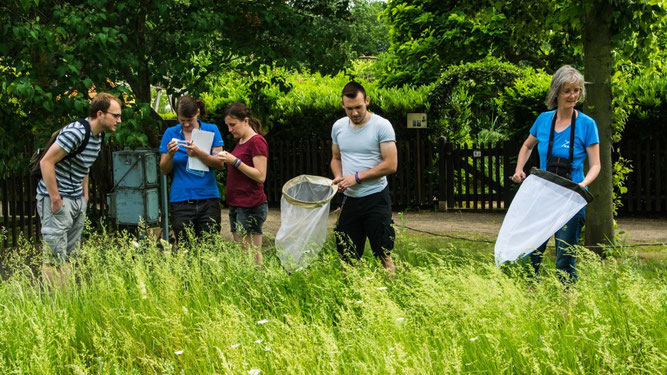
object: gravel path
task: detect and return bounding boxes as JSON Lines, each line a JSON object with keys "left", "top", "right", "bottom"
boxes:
{"left": 220, "top": 208, "right": 667, "bottom": 245}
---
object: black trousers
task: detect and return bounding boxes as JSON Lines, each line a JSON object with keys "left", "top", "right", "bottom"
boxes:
{"left": 171, "top": 198, "right": 221, "bottom": 242}
{"left": 334, "top": 186, "right": 395, "bottom": 261}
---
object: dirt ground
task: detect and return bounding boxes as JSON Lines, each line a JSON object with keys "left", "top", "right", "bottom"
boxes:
{"left": 220, "top": 208, "right": 667, "bottom": 244}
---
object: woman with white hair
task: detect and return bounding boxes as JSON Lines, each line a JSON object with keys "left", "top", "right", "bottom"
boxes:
{"left": 510, "top": 65, "right": 601, "bottom": 282}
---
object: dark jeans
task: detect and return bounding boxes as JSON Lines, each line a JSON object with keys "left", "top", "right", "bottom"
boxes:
{"left": 530, "top": 207, "right": 585, "bottom": 282}
{"left": 228, "top": 202, "right": 268, "bottom": 235}
{"left": 335, "top": 186, "right": 395, "bottom": 261}
{"left": 171, "top": 198, "right": 221, "bottom": 242}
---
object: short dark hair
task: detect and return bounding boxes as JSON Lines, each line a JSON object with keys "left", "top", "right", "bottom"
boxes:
{"left": 342, "top": 81, "right": 366, "bottom": 100}
{"left": 176, "top": 96, "right": 206, "bottom": 118}
{"left": 89, "top": 93, "right": 121, "bottom": 119}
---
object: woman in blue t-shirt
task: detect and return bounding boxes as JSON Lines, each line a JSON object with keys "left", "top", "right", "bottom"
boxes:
{"left": 159, "top": 96, "right": 225, "bottom": 243}
{"left": 510, "top": 65, "right": 601, "bottom": 282}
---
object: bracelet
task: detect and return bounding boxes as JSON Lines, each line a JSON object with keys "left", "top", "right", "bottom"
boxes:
{"left": 354, "top": 171, "right": 361, "bottom": 184}
{"left": 233, "top": 158, "right": 242, "bottom": 168}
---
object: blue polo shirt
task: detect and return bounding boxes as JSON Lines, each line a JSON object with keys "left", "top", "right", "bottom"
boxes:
{"left": 530, "top": 110, "right": 599, "bottom": 184}
{"left": 159, "top": 121, "right": 224, "bottom": 202}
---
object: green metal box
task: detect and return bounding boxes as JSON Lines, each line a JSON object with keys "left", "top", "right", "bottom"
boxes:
{"left": 112, "top": 149, "right": 159, "bottom": 189}
{"left": 107, "top": 188, "right": 160, "bottom": 225}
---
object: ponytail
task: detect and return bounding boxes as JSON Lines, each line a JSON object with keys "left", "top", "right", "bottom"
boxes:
{"left": 224, "top": 102, "right": 265, "bottom": 135}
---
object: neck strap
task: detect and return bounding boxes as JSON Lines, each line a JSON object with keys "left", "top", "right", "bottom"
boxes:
{"left": 547, "top": 109, "right": 577, "bottom": 163}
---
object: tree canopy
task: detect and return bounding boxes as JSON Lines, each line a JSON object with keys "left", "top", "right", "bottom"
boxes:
{"left": 379, "top": 0, "right": 667, "bottom": 87}
{"left": 0, "top": 0, "right": 357, "bottom": 164}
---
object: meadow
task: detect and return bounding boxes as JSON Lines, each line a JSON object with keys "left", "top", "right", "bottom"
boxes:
{"left": 0, "top": 226, "right": 665, "bottom": 374}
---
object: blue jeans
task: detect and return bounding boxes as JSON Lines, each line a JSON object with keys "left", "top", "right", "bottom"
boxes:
{"left": 530, "top": 207, "right": 585, "bottom": 282}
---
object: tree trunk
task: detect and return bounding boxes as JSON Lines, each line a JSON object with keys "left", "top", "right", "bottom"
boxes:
{"left": 583, "top": 1, "right": 614, "bottom": 250}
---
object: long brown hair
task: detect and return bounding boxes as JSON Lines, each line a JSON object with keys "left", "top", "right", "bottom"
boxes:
{"left": 224, "top": 102, "right": 264, "bottom": 135}
{"left": 176, "top": 96, "right": 206, "bottom": 117}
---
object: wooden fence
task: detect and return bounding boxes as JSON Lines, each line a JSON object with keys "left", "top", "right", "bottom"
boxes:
{"left": 1, "top": 138, "right": 664, "bottom": 248}
{"left": 619, "top": 140, "right": 667, "bottom": 213}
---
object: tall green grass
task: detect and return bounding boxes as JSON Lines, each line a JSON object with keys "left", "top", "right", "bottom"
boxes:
{"left": 0, "top": 229, "right": 665, "bottom": 374}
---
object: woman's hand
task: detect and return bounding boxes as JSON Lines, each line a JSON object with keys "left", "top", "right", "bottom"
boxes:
{"left": 216, "top": 150, "right": 235, "bottom": 164}
{"left": 183, "top": 142, "right": 204, "bottom": 158}
{"left": 167, "top": 138, "right": 182, "bottom": 156}
{"left": 511, "top": 170, "right": 526, "bottom": 184}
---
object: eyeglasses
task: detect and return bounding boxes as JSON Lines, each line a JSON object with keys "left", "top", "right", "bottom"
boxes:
{"left": 104, "top": 111, "right": 122, "bottom": 119}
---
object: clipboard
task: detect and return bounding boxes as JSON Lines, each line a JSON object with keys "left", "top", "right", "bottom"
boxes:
{"left": 187, "top": 128, "right": 214, "bottom": 172}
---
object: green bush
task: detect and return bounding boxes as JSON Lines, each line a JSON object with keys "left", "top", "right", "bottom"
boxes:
{"left": 427, "top": 58, "right": 550, "bottom": 144}
{"left": 618, "top": 73, "right": 667, "bottom": 142}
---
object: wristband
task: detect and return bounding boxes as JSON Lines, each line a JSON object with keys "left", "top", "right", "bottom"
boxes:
{"left": 233, "top": 158, "right": 242, "bottom": 168}
{"left": 354, "top": 171, "right": 361, "bottom": 184}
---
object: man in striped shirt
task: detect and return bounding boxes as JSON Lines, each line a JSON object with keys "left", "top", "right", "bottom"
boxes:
{"left": 36, "top": 93, "right": 121, "bottom": 282}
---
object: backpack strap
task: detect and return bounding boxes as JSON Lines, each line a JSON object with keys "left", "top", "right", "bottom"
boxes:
{"left": 62, "top": 118, "right": 91, "bottom": 161}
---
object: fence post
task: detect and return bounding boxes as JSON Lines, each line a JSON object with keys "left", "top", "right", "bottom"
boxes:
{"left": 445, "top": 140, "right": 455, "bottom": 210}
{"left": 502, "top": 140, "right": 514, "bottom": 208}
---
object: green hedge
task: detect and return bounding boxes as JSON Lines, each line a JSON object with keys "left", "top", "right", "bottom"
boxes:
{"left": 620, "top": 74, "right": 667, "bottom": 142}
{"left": 194, "top": 61, "right": 666, "bottom": 146}
{"left": 201, "top": 67, "right": 431, "bottom": 142}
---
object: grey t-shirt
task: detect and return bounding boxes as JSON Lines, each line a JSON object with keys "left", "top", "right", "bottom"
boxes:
{"left": 331, "top": 113, "right": 396, "bottom": 197}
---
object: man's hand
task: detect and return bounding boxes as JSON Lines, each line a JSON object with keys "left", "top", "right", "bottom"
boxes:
{"left": 333, "top": 174, "right": 357, "bottom": 193}
{"left": 50, "top": 196, "right": 63, "bottom": 213}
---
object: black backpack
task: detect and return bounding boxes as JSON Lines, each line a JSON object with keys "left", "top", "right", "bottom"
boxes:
{"left": 29, "top": 119, "right": 102, "bottom": 179}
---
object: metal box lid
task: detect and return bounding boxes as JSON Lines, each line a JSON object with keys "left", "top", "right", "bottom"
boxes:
{"left": 112, "top": 149, "right": 159, "bottom": 189}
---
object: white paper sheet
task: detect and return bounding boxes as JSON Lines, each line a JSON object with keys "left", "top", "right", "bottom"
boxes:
{"left": 187, "top": 128, "right": 214, "bottom": 172}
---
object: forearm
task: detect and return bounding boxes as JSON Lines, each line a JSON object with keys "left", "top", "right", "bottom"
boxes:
{"left": 580, "top": 164, "right": 601, "bottom": 187}
{"left": 197, "top": 152, "right": 225, "bottom": 170}
{"left": 236, "top": 163, "right": 265, "bottom": 183}
{"left": 514, "top": 145, "right": 533, "bottom": 174}
{"left": 330, "top": 158, "right": 343, "bottom": 179}
{"left": 41, "top": 162, "right": 60, "bottom": 199}
{"left": 358, "top": 160, "right": 397, "bottom": 181}
{"left": 159, "top": 155, "right": 174, "bottom": 174}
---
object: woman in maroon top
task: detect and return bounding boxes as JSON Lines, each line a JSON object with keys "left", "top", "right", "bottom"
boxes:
{"left": 217, "top": 103, "right": 268, "bottom": 266}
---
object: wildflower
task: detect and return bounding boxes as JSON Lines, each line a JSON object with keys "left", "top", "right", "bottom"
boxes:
{"left": 248, "top": 369, "right": 261, "bottom": 375}
{"left": 257, "top": 319, "right": 269, "bottom": 325}
{"left": 395, "top": 317, "right": 405, "bottom": 322}
{"left": 159, "top": 238, "right": 171, "bottom": 250}
{"left": 355, "top": 300, "right": 363, "bottom": 304}
{"left": 231, "top": 344, "right": 240, "bottom": 349}
{"left": 263, "top": 346, "right": 271, "bottom": 351}
{"left": 254, "top": 339, "right": 264, "bottom": 344}
{"left": 131, "top": 240, "right": 140, "bottom": 248}
{"left": 377, "top": 286, "right": 388, "bottom": 290}
{"left": 138, "top": 280, "right": 148, "bottom": 300}
{"left": 470, "top": 336, "right": 479, "bottom": 342}
{"left": 174, "top": 350, "right": 184, "bottom": 355}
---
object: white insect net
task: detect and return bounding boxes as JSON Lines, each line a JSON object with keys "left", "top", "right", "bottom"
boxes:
{"left": 275, "top": 175, "right": 337, "bottom": 272}
{"left": 495, "top": 168, "right": 593, "bottom": 266}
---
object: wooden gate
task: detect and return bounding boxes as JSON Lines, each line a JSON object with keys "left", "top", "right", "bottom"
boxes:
{"left": 439, "top": 138, "right": 539, "bottom": 211}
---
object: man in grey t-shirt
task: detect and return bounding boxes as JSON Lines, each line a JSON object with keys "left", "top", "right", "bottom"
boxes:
{"left": 331, "top": 82, "right": 398, "bottom": 277}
